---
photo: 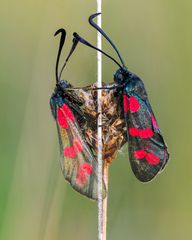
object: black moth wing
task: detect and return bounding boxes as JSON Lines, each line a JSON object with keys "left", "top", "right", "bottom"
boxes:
{"left": 123, "top": 73, "right": 169, "bottom": 182}
{"left": 50, "top": 94, "right": 106, "bottom": 200}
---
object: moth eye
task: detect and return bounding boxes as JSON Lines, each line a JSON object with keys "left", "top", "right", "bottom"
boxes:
{"left": 59, "top": 80, "right": 70, "bottom": 90}
{"left": 118, "top": 73, "right": 123, "bottom": 80}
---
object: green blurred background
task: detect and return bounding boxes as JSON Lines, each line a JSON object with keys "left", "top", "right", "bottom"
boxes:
{"left": 0, "top": 0, "right": 191, "bottom": 239}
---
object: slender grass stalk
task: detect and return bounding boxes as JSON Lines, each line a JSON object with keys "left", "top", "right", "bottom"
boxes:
{"left": 97, "top": 1, "right": 108, "bottom": 240}
{"left": 102, "top": 162, "right": 109, "bottom": 240}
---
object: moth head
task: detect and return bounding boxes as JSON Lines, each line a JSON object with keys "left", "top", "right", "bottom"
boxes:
{"left": 57, "top": 80, "right": 72, "bottom": 91}
{"left": 114, "top": 68, "right": 129, "bottom": 85}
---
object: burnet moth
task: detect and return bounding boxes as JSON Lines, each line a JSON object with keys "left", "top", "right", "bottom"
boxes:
{"left": 50, "top": 28, "right": 106, "bottom": 199}
{"left": 73, "top": 13, "right": 169, "bottom": 182}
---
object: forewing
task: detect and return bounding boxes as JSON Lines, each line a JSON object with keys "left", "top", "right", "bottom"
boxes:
{"left": 53, "top": 101, "right": 106, "bottom": 200}
{"left": 123, "top": 87, "right": 169, "bottom": 182}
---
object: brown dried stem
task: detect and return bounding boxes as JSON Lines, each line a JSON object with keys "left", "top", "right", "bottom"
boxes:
{"left": 103, "top": 161, "right": 109, "bottom": 240}
{"left": 73, "top": 84, "right": 126, "bottom": 239}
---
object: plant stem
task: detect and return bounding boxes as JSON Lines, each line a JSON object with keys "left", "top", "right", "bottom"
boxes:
{"left": 96, "top": 1, "right": 105, "bottom": 239}
{"left": 103, "top": 162, "right": 109, "bottom": 240}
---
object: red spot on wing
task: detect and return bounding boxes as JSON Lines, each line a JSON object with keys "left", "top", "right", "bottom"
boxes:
{"left": 62, "top": 104, "right": 75, "bottom": 122}
{"left": 134, "top": 149, "right": 160, "bottom": 165}
{"left": 146, "top": 153, "right": 160, "bottom": 165}
{"left": 64, "top": 138, "right": 83, "bottom": 158}
{"left": 57, "top": 107, "right": 68, "bottom": 129}
{"left": 73, "top": 138, "right": 83, "bottom": 153}
{"left": 134, "top": 150, "right": 147, "bottom": 159}
{"left": 129, "top": 128, "right": 139, "bottom": 136}
{"left": 151, "top": 115, "right": 159, "bottom": 129}
{"left": 129, "top": 128, "right": 153, "bottom": 139}
{"left": 63, "top": 146, "right": 76, "bottom": 158}
{"left": 123, "top": 94, "right": 129, "bottom": 113}
{"left": 81, "top": 163, "right": 93, "bottom": 174}
{"left": 139, "top": 128, "right": 153, "bottom": 138}
{"left": 76, "top": 163, "right": 93, "bottom": 185}
{"left": 129, "top": 96, "right": 140, "bottom": 112}
{"left": 57, "top": 103, "right": 75, "bottom": 128}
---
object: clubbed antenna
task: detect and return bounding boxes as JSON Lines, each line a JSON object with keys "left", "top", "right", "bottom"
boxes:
{"left": 89, "top": 13, "right": 126, "bottom": 67}
{"left": 54, "top": 29, "right": 66, "bottom": 83}
{"left": 73, "top": 32, "right": 123, "bottom": 69}
{"left": 54, "top": 28, "right": 79, "bottom": 83}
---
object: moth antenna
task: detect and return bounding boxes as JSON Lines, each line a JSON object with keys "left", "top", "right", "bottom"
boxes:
{"left": 58, "top": 37, "right": 79, "bottom": 80}
{"left": 54, "top": 28, "right": 66, "bottom": 83}
{"left": 89, "top": 13, "right": 126, "bottom": 68}
{"left": 73, "top": 32, "right": 123, "bottom": 69}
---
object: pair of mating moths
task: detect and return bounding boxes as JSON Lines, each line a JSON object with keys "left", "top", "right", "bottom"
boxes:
{"left": 50, "top": 13, "right": 169, "bottom": 200}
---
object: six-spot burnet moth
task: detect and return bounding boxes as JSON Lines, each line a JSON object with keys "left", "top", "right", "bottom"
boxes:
{"left": 50, "top": 28, "right": 106, "bottom": 200}
{"left": 72, "top": 13, "right": 169, "bottom": 182}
